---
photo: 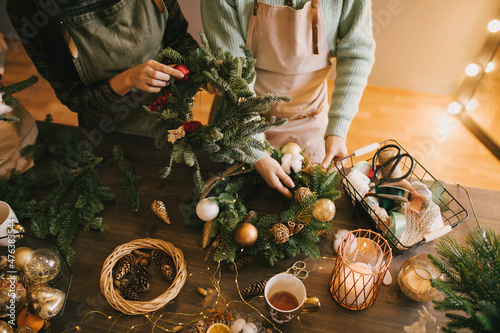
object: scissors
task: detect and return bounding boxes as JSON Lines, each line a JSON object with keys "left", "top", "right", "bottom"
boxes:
{"left": 370, "top": 144, "right": 415, "bottom": 189}
{"left": 270, "top": 261, "right": 309, "bottom": 280}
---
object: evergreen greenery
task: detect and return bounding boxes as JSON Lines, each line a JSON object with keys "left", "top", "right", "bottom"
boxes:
{"left": 187, "top": 154, "right": 341, "bottom": 265}
{"left": 0, "top": 74, "right": 38, "bottom": 122}
{"left": 113, "top": 145, "right": 141, "bottom": 212}
{"left": 0, "top": 115, "right": 114, "bottom": 264}
{"left": 429, "top": 227, "right": 500, "bottom": 333}
{"left": 146, "top": 32, "right": 289, "bottom": 192}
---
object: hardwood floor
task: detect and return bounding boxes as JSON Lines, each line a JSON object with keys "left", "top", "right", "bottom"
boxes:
{"left": 3, "top": 38, "right": 500, "bottom": 191}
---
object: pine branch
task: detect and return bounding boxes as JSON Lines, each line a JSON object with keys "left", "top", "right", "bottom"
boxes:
{"left": 113, "top": 145, "right": 141, "bottom": 212}
{"left": 0, "top": 75, "right": 38, "bottom": 96}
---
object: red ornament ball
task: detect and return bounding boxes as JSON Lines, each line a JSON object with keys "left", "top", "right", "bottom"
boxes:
{"left": 174, "top": 64, "right": 190, "bottom": 83}
{"left": 234, "top": 223, "right": 258, "bottom": 247}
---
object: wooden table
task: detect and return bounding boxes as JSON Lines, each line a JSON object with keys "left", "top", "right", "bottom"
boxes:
{"left": 33, "top": 128, "right": 499, "bottom": 333}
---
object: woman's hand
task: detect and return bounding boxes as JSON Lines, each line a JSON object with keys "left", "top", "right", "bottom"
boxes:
{"left": 322, "top": 135, "right": 348, "bottom": 168}
{"left": 254, "top": 156, "right": 295, "bottom": 200}
{"left": 110, "top": 60, "right": 185, "bottom": 95}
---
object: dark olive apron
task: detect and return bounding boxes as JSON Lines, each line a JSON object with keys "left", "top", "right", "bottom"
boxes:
{"left": 64, "top": 0, "right": 168, "bottom": 136}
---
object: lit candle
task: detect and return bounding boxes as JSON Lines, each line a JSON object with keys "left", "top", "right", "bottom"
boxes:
{"left": 335, "top": 262, "right": 374, "bottom": 307}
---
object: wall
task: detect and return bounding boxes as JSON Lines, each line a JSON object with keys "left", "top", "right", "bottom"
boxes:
{"left": 369, "top": 0, "right": 500, "bottom": 95}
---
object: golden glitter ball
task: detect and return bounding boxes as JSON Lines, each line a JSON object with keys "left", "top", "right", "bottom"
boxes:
{"left": 313, "top": 199, "right": 336, "bottom": 222}
{"left": 280, "top": 142, "right": 302, "bottom": 155}
{"left": 13, "top": 246, "right": 34, "bottom": 272}
{"left": 234, "top": 223, "right": 258, "bottom": 247}
{"left": 294, "top": 187, "right": 313, "bottom": 203}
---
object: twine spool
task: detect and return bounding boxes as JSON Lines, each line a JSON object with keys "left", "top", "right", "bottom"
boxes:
{"left": 377, "top": 148, "right": 403, "bottom": 179}
{"left": 345, "top": 169, "right": 370, "bottom": 201}
{"left": 100, "top": 239, "right": 187, "bottom": 315}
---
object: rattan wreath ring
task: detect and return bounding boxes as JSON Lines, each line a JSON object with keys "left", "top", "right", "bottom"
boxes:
{"left": 100, "top": 238, "right": 187, "bottom": 315}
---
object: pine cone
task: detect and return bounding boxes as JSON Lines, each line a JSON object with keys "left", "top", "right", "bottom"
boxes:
{"left": 228, "top": 255, "right": 255, "bottom": 271}
{"left": 114, "top": 254, "right": 135, "bottom": 280}
{"left": 151, "top": 200, "right": 170, "bottom": 224}
{"left": 241, "top": 280, "right": 267, "bottom": 298}
{"left": 194, "top": 320, "right": 207, "bottom": 333}
{"left": 151, "top": 250, "right": 176, "bottom": 281}
{"left": 121, "top": 286, "right": 139, "bottom": 301}
{"left": 130, "top": 265, "right": 150, "bottom": 293}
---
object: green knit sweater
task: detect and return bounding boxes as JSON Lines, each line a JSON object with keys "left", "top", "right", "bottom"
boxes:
{"left": 201, "top": 0, "right": 375, "bottom": 145}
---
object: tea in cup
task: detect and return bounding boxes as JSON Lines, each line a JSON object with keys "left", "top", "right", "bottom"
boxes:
{"left": 264, "top": 273, "right": 320, "bottom": 324}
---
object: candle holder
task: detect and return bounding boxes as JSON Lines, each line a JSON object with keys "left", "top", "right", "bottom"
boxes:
{"left": 329, "top": 229, "right": 392, "bottom": 311}
{"left": 397, "top": 254, "right": 441, "bottom": 302}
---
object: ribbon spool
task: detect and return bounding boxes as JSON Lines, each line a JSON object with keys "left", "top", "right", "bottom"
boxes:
{"left": 352, "top": 161, "right": 371, "bottom": 176}
{"left": 387, "top": 210, "right": 406, "bottom": 242}
{"left": 376, "top": 185, "right": 409, "bottom": 202}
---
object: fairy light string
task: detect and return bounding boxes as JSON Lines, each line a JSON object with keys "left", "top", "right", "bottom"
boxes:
{"left": 59, "top": 256, "right": 337, "bottom": 332}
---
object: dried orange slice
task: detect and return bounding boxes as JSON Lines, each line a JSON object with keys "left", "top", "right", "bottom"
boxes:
{"left": 206, "top": 322, "right": 232, "bottom": 333}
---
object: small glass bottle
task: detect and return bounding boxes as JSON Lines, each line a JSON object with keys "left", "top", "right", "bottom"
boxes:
{"left": 398, "top": 254, "right": 441, "bottom": 302}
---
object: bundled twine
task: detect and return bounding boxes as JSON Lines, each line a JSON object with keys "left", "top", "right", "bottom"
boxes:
{"left": 200, "top": 163, "right": 253, "bottom": 200}
{"left": 397, "top": 200, "right": 441, "bottom": 249}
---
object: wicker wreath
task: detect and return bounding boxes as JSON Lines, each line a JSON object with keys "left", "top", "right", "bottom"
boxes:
{"left": 100, "top": 238, "right": 187, "bottom": 315}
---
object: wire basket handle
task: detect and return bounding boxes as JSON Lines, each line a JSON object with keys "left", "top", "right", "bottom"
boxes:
{"left": 353, "top": 142, "right": 380, "bottom": 157}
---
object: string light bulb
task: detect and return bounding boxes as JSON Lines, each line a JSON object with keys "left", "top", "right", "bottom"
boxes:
{"left": 485, "top": 62, "right": 495, "bottom": 73}
{"left": 448, "top": 102, "right": 463, "bottom": 115}
{"left": 488, "top": 19, "right": 500, "bottom": 33}
{"left": 465, "top": 63, "right": 481, "bottom": 77}
{"left": 465, "top": 99, "right": 477, "bottom": 111}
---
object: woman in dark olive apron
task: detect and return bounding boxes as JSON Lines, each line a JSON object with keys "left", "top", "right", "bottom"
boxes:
{"left": 64, "top": 0, "right": 181, "bottom": 136}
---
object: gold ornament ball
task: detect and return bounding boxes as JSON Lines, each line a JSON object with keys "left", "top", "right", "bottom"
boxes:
{"left": 280, "top": 142, "right": 302, "bottom": 155}
{"left": 313, "top": 199, "right": 336, "bottom": 222}
{"left": 14, "top": 246, "right": 34, "bottom": 272}
{"left": 294, "top": 187, "right": 313, "bottom": 203}
{"left": 234, "top": 223, "right": 258, "bottom": 247}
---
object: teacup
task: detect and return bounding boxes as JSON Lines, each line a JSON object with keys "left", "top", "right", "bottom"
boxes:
{"left": 264, "top": 273, "right": 320, "bottom": 324}
{"left": 0, "top": 201, "right": 19, "bottom": 246}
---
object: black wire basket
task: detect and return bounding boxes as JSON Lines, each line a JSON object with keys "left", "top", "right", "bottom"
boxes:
{"left": 0, "top": 233, "right": 73, "bottom": 332}
{"left": 336, "top": 139, "right": 469, "bottom": 254}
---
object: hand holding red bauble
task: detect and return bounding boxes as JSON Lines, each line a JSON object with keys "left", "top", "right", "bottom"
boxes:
{"left": 174, "top": 64, "right": 190, "bottom": 83}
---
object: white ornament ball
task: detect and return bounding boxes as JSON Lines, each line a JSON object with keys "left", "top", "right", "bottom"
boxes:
{"left": 231, "top": 318, "right": 247, "bottom": 333}
{"left": 242, "top": 322, "right": 258, "bottom": 333}
{"left": 196, "top": 198, "right": 219, "bottom": 222}
{"left": 280, "top": 142, "right": 302, "bottom": 155}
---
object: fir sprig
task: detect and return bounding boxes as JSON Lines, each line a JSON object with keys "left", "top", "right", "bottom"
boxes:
{"left": 113, "top": 145, "right": 141, "bottom": 212}
{"left": 429, "top": 227, "right": 500, "bottom": 333}
{"left": 0, "top": 74, "right": 38, "bottom": 122}
{"left": 0, "top": 115, "right": 114, "bottom": 264}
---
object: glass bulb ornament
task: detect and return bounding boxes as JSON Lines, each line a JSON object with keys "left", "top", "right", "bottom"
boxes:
{"left": 398, "top": 254, "right": 441, "bottom": 302}
{"left": 0, "top": 320, "right": 13, "bottom": 333}
{"left": 313, "top": 199, "right": 336, "bottom": 222}
{"left": 23, "top": 248, "right": 61, "bottom": 283}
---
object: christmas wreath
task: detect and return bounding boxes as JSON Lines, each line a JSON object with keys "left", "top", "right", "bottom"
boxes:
{"left": 147, "top": 33, "right": 340, "bottom": 265}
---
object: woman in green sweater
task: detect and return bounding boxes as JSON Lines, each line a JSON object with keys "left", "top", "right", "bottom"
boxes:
{"left": 201, "top": 0, "right": 375, "bottom": 199}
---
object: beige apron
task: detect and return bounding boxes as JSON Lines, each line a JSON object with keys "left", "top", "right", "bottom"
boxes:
{"left": 247, "top": 0, "right": 333, "bottom": 163}
{"left": 0, "top": 103, "right": 38, "bottom": 178}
